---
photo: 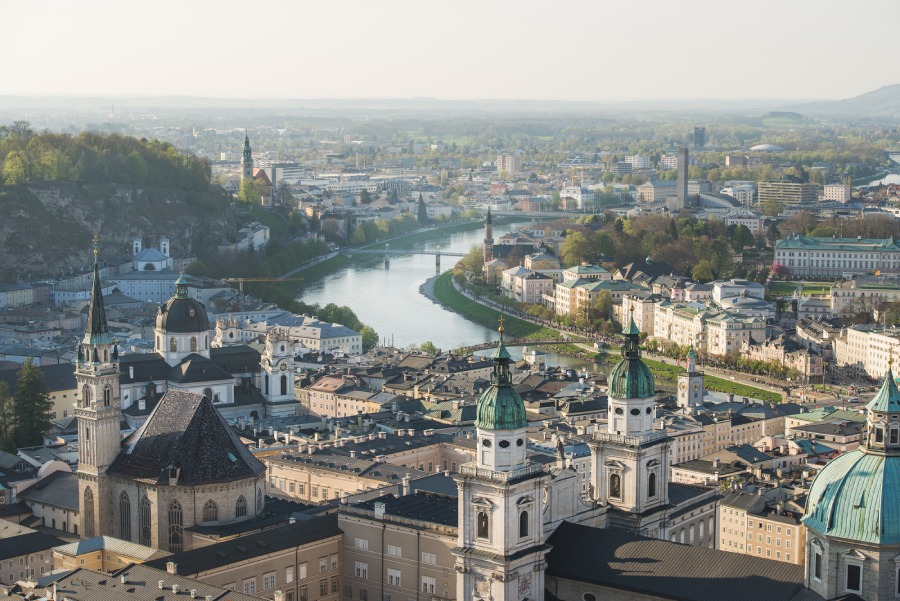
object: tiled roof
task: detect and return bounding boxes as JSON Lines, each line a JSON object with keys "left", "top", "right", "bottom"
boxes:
{"left": 109, "top": 390, "right": 265, "bottom": 485}
{"left": 54, "top": 535, "right": 169, "bottom": 561}
{"left": 18, "top": 470, "right": 79, "bottom": 511}
{"left": 546, "top": 522, "right": 806, "bottom": 601}
{"left": 167, "top": 354, "right": 234, "bottom": 384}
{"left": 351, "top": 491, "right": 458, "bottom": 527}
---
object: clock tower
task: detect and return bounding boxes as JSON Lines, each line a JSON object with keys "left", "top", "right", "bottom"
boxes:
{"left": 261, "top": 329, "right": 297, "bottom": 416}
{"left": 454, "top": 324, "right": 549, "bottom": 601}
{"left": 676, "top": 345, "right": 704, "bottom": 413}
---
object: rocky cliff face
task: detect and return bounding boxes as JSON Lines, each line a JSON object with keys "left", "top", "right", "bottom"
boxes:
{"left": 0, "top": 182, "right": 232, "bottom": 280}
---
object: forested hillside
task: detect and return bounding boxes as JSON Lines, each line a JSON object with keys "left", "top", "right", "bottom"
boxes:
{"left": 0, "top": 123, "right": 233, "bottom": 280}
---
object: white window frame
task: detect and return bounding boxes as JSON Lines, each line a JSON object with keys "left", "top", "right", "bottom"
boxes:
{"left": 387, "top": 569, "right": 401, "bottom": 587}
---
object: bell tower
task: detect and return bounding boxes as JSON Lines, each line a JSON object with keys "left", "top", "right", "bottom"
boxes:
{"left": 262, "top": 329, "right": 296, "bottom": 412}
{"left": 454, "top": 322, "right": 548, "bottom": 601}
{"left": 241, "top": 132, "right": 253, "bottom": 183}
{"left": 76, "top": 237, "right": 121, "bottom": 539}
{"left": 676, "top": 344, "right": 704, "bottom": 413}
{"left": 483, "top": 207, "right": 494, "bottom": 264}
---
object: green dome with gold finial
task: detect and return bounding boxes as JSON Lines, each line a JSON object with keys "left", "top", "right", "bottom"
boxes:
{"left": 608, "top": 310, "right": 655, "bottom": 400}
{"left": 475, "top": 320, "right": 527, "bottom": 430}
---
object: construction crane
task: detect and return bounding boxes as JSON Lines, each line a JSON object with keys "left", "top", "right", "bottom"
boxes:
{"left": 222, "top": 277, "right": 304, "bottom": 294}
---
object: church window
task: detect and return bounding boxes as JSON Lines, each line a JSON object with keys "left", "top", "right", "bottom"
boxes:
{"left": 157, "top": 336, "right": 161, "bottom": 350}
{"left": 83, "top": 488, "right": 95, "bottom": 538}
{"left": 476, "top": 511, "right": 489, "bottom": 539}
{"left": 281, "top": 375, "right": 287, "bottom": 396}
{"left": 519, "top": 510, "right": 529, "bottom": 538}
{"left": 203, "top": 388, "right": 213, "bottom": 402}
{"left": 265, "top": 376, "right": 269, "bottom": 395}
{"left": 812, "top": 550, "right": 822, "bottom": 581}
{"left": 892, "top": 427, "right": 899, "bottom": 445}
{"left": 630, "top": 408, "right": 641, "bottom": 416}
{"left": 119, "top": 492, "right": 131, "bottom": 541}
{"left": 168, "top": 501, "right": 183, "bottom": 554}
{"left": 203, "top": 500, "right": 218, "bottom": 523}
{"left": 614, "top": 407, "right": 623, "bottom": 415}
{"left": 648, "top": 472, "right": 657, "bottom": 498}
{"left": 235, "top": 496, "right": 247, "bottom": 518}
{"left": 482, "top": 439, "right": 492, "bottom": 447}
{"left": 876, "top": 427, "right": 884, "bottom": 443}
{"left": 609, "top": 473, "right": 622, "bottom": 499}
{"left": 169, "top": 338, "right": 177, "bottom": 352}
{"left": 499, "top": 440, "right": 510, "bottom": 448}
{"left": 103, "top": 386, "right": 111, "bottom": 407}
{"left": 140, "top": 497, "right": 151, "bottom": 546}
{"left": 190, "top": 337, "right": 197, "bottom": 352}
{"left": 646, "top": 406, "right": 652, "bottom": 414}
{"left": 583, "top": 595, "right": 597, "bottom": 601}
{"left": 845, "top": 562, "right": 862, "bottom": 593}
{"left": 104, "top": 349, "right": 108, "bottom": 362}
{"left": 81, "top": 385, "right": 91, "bottom": 408}
{"left": 516, "top": 439, "right": 524, "bottom": 446}
{"left": 257, "top": 488, "right": 264, "bottom": 512}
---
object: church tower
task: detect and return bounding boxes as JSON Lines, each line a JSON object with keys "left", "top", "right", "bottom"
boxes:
{"left": 589, "top": 310, "right": 671, "bottom": 537}
{"left": 676, "top": 345, "right": 704, "bottom": 413}
{"left": 483, "top": 207, "right": 494, "bottom": 264}
{"left": 261, "top": 329, "right": 298, "bottom": 416}
{"left": 454, "top": 323, "right": 548, "bottom": 601}
{"left": 241, "top": 132, "right": 253, "bottom": 183}
{"left": 76, "top": 238, "right": 121, "bottom": 539}
{"left": 213, "top": 317, "right": 241, "bottom": 348}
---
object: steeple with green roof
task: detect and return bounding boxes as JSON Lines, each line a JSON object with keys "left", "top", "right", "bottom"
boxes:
{"left": 608, "top": 308, "right": 655, "bottom": 401}
{"left": 475, "top": 320, "right": 526, "bottom": 430}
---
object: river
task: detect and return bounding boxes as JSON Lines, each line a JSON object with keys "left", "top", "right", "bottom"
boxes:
{"left": 297, "top": 221, "right": 599, "bottom": 373}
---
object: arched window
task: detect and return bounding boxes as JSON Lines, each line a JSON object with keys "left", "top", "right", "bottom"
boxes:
{"left": 190, "top": 337, "right": 197, "bottom": 352}
{"left": 280, "top": 375, "right": 287, "bottom": 396}
{"left": 140, "top": 496, "right": 152, "bottom": 546}
{"left": 169, "top": 337, "right": 177, "bottom": 352}
{"left": 119, "top": 491, "right": 131, "bottom": 540}
{"left": 204, "top": 335, "right": 208, "bottom": 349}
{"left": 81, "top": 385, "right": 91, "bottom": 408}
{"left": 103, "top": 386, "right": 111, "bottom": 407}
{"left": 104, "top": 349, "right": 109, "bottom": 362}
{"left": 235, "top": 496, "right": 248, "bottom": 518}
{"left": 168, "top": 501, "right": 183, "bottom": 553}
{"left": 257, "top": 488, "right": 264, "bottom": 512}
{"left": 648, "top": 472, "right": 657, "bottom": 498}
{"left": 84, "top": 488, "right": 95, "bottom": 538}
{"left": 264, "top": 375, "right": 269, "bottom": 395}
{"left": 202, "top": 500, "right": 218, "bottom": 523}
{"left": 609, "top": 473, "right": 622, "bottom": 499}
{"left": 519, "top": 510, "right": 529, "bottom": 538}
{"left": 203, "top": 388, "right": 213, "bottom": 402}
{"left": 476, "top": 511, "right": 489, "bottom": 539}
{"left": 157, "top": 336, "right": 161, "bottom": 350}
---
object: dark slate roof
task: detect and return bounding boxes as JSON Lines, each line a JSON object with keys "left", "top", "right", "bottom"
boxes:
{"left": 167, "top": 354, "right": 234, "bottom": 384}
{"left": 118, "top": 353, "right": 170, "bottom": 384}
{"left": 108, "top": 390, "right": 265, "bottom": 485}
{"left": 0, "top": 531, "right": 67, "bottom": 560}
{"left": 545, "top": 521, "right": 807, "bottom": 601}
{"left": 146, "top": 514, "right": 341, "bottom": 576}
{"left": 352, "top": 491, "right": 458, "bottom": 527}
{"left": 17, "top": 470, "right": 79, "bottom": 511}
{"left": 210, "top": 345, "right": 262, "bottom": 374}
{"left": 0, "top": 362, "right": 76, "bottom": 394}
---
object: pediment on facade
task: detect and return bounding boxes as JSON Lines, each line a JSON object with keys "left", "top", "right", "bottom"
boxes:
{"left": 604, "top": 458, "right": 627, "bottom": 470}
{"left": 471, "top": 497, "right": 494, "bottom": 508}
{"left": 840, "top": 549, "right": 867, "bottom": 560}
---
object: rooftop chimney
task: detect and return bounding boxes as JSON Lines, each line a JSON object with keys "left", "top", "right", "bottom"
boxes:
{"left": 166, "top": 561, "right": 177, "bottom": 575}
{"left": 374, "top": 501, "right": 386, "bottom": 519}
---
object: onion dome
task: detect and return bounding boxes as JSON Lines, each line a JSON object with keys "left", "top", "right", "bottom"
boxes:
{"left": 608, "top": 310, "right": 655, "bottom": 399}
{"left": 803, "top": 361, "right": 900, "bottom": 544}
{"left": 156, "top": 275, "right": 209, "bottom": 333}
{"left": 475, "top": 322, "right": 527, "bottom": 430}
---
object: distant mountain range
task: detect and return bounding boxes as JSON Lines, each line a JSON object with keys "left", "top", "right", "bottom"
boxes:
{"left": 791, "top": 84, "right": 900, "bottom": 118}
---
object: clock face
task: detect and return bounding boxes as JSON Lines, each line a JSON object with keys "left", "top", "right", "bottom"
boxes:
{"left": 280, "top": 363, "right": 287, "bottom": 371}
{"left": 693, "top": 382, "right": 701, "bottom": 392}
{"left": 679, "top": 381, "right": 687, "bottom": 392}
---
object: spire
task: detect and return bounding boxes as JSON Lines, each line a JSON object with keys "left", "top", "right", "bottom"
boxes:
{"left": 174, "top": 270, "right": 189, "bottom": 299}
{"left": 474, "top": 318, "right": 526, "bottom": 430}
{"left": 486, "top": 206, "right": 492, "bottom": 225}
{"left": 868, "top": 349, "right": 900, "bottom": 413}
{"left": 84, "top": 236, "right": 112, "bottom": 346}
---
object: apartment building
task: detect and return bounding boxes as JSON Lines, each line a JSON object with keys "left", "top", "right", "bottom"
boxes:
{"left": 833, "top": 324, "right": 900, "bottom": 379}
{"left": 717, "top": 491, "right": 805, "bottom": 566}
{"left": 757, "top": 181, "right": 820, "bottom": 206}
{"left": 823, "top": 184, "right": 852, "bottom": 202}
{"left": 774, "top": 234, "right": 900, "bottom": 277}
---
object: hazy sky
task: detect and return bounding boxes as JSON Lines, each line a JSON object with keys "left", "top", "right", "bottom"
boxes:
{"left": 6, "top": 0, "right": 898, "bottom": 101}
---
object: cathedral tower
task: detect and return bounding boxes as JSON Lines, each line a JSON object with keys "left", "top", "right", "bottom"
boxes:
{"left": 483, "top": 207, "right": 493, "bottom": 264}
{"left": 454, "top": 323, "right": 549, "bottom": 601}
{"left": 261, "top": 329, "right": 298, "bottom": 416}
{"left": 241, "top": 132, "right": 253, "bottom": 183}
{"left": 589, "top": 310, "right": 671, "bottom": 537}
{"left": 76, "top": 239, "right": 121, "bottom": 539}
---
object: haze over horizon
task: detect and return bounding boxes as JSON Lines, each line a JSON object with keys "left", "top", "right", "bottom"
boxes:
{"left": 7, "top": 0, "right": 899, "bottom": 102}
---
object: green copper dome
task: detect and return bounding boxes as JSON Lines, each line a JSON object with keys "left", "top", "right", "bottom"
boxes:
{"left": 870, "top": 365, "right": 900, "bottom": 413}
{"left": 608, "top": 315, "right": 655, "bottom": 400}
{"left": 475, "top": 330, "right": 527, "bottom": 430}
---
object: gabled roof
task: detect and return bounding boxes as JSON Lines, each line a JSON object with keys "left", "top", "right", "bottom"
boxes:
{"left": 167, "top": 354, "right": 234, "bottom": 384}
{"left": 108, "top": 390, "right": 265, "bottom": 485}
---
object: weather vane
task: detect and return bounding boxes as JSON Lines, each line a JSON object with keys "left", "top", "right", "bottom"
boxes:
{"left": 92, "top": 234, "right": 99, "bottom": 259}
{"left": 498, "top": 315, "right": 505, "bottom": 335}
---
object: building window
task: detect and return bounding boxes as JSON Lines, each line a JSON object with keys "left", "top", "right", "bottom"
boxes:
{"left": 813, "top": 551, "right": 822, "bottom": 581}
{"left": 387, "top": 545, "right": 401, "bottom": 558}
{"left": 103, "top": 386, "right": 111, "bottom": 407}
{"left": 203, "top": 500, "right": 218, "bottom": 523}
{"left": 190, "top": 337, "right": 197, "bottom": 352}
{"left": 359, "top": 589, "right": 366, "bottom": 601}
{"left": 387, "top": 569, "right": 401, "bottom": 587}
{"left": 263, "top": 573, "right": 276, "bottom": 590}
{"left": 243, "top": 579, "right": 257, "bottom": 594}
{"left": 168, "top": 500, "right": 183, "bottom": 554}
{"left": 286, "top": 567, "right": 294, "bottom": 583}
{"left": 519, "top": 510, "right": 529, "bottom": 538}
{"left": 119, "top": 491, "right": 131, "bottom": 541}
{"left": 421, "top": 552, "right": 436, "bottom": 565}
{"left": 234, "top": 495, "right": 247, "bottom": 518}
{"left": 345, "top": 585, "right": 353, "bottom": 598}
{"left": 648, "top": 472, "right": 657, "bottom": 498}
{"left": 846, "top": 562, "right": 862, "bottom": 594}
{"left": 319, "top": 580, "right": 327, "bottom": 596}
{"left": 299, "top": 586, "right": 308, "bottom": 601}
{"left": 477, "top": 511, "right": 489, "bottom": 539}
{"left": 170, "top": 337, "right": 177, "bottom": 352}
{"left": 83, "top": 488, "right": 95, "bottom": 538}
{"left": 331, "top": 577, "right": 338, "bottom": 593}
{"left": 422, "top": 577, "right": 435, "bottom": 594}
{"left": 81, "top": 385, "right": 91, "bottom": 408}
{"left": 355, "top": 537, "right": 368, "bottom": 550}
{"left": 281, "top": 375, "right": 288, "bottom": 396}
{"left": 609, "top": 473, "right": 622, "bottom": 499}
{"left": 140, "top": 496, "right": 151, "bottom": 545}
{"left": 331, "top": 555, "right": 338, "bottom": 571}
{"left": 355, "top": 562, "right": 368, "bottom": 579}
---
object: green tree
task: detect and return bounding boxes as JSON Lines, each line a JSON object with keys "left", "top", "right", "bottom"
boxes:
{"left": 731, "top": 224, "right": 754, "bottom": 250}
{"left": 360, "top": 325, "right": 379, "bottom": 352}
{"left": 762, "top": 199, "right": 784, "bottom": 217}
{"left": 560, "top": 231, "right": 591, "bottom": 266}
{"left": 420, "top": 341, "right": 439, "bottom": 355}
{"left": 359, "top": 189, "right": 372, "bottom": 204}
{"left": 417, "top": 193, "right": 428, "bottom": 224}
{"left": 12, "top": 359, "right": 52, "bottom": 447}
{"left": 0, "top": 382, "right": 14, "bottom": 452}
{"left": 766, "top": 222, "right": 780, "bottom": 246}
{"left": 593, "top": 290, "right": 614, "bottom": 321}
{"left": 239, "top": 178, "right": 267, "bottom": 204}
{"left": 692, "top": 260, "right": 716, "bottom": 282}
